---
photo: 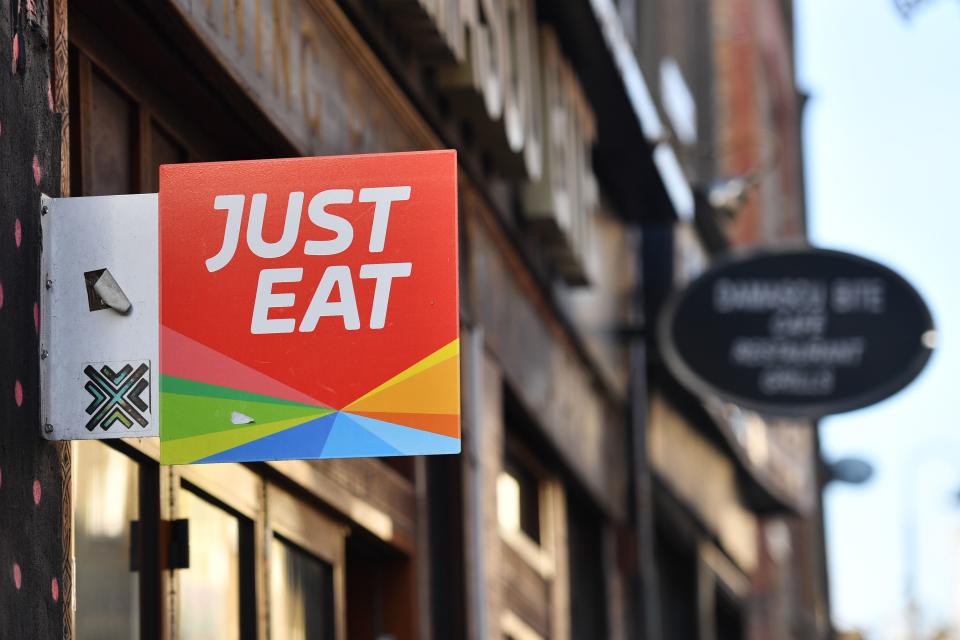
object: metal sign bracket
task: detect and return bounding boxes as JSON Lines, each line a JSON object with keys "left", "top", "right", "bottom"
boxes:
{"left": 40, "top": 193, "right": 160, "bottom": 441}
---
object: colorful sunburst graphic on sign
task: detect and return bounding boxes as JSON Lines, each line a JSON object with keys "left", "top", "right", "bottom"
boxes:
{"left": 158, "top": 151, "right": 460, "bottom": 464}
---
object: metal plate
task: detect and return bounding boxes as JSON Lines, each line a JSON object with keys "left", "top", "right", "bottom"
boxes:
{"left": 40, "top": 193, "right": 159, "bottom": 440}
{"left": 157, "top": 152, "right": 460, "bottom": 464}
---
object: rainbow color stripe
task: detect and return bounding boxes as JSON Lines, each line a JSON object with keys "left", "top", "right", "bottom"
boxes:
{"left": 159, "top": 327, "right": 460, "bottom": 464}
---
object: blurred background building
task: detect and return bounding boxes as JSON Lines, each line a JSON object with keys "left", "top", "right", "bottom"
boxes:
{"left": 0, "top": 0, "right": 829, "bottom": 638}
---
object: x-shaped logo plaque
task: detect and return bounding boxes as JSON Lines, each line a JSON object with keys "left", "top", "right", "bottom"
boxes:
{"left": 83, "top": 362, "right": 151, "bottom": 431}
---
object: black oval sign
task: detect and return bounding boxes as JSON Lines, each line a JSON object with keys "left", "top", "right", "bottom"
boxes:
{"left": 659, "top": 247, "right": 935, "bottom": 417}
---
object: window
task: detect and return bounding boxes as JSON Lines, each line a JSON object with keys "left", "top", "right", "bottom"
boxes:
{"left": 497, "top": 453, "right": 541, "bottom": 544}
{"left": 178, "top": 484, "right": 255, "bottom": 640}
{"left": 497, "top": 390, "right": 562, "bottom": 639}
{"left": 74, "top": 442, "right": 142, "bottom": 640}
{"left": 499, "top": 389, "right": 548, "bottom": 547}
{"left": 73, "top": 426, "right": 347, "bottom": 640}
{"left": 270, "top": 536, "right": 336, "bottom": 640}
{"left": 266, "top": 484, "right": 344, "bottom": 639}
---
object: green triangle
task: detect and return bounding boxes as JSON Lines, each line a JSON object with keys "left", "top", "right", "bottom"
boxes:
{"left": 160, "top": 375, "right": 323, "bottom": 409}
{"left": 161, "top": 390, "right": 332, "bottom": 442}
{"left": 160, "top": 413, "right": 328, "bottom": 465}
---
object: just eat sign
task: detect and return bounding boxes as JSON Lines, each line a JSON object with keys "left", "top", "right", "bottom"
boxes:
{"left": 158, "top": 151, "right": 460, "bottom": 464}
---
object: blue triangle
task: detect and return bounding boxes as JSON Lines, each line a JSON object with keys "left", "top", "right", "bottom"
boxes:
{"left": 316, "top": 412, "right": 402, "bottom": 458}
{"left": 340, "top": 413, "right": 461, "bottom": 456}
{"left": 198, "top": 413, "right": 338, "bottom": 463}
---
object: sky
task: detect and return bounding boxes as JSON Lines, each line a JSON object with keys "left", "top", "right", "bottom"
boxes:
{"left": 795, "top": 0, "right": 960, "bottom": 637}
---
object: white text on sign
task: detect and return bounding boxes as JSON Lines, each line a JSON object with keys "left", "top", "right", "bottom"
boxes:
{"left": 205, "top": 188, "right": 413, "bottom": 334}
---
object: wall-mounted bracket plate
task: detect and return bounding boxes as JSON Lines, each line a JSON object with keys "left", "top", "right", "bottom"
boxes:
{"left": 40, "top": 193, "right": 159, "bottom": 440}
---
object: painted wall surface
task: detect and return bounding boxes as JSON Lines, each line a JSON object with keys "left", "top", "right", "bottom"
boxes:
{"left": 0, "top": 1, "right": 67, "bottom": 637}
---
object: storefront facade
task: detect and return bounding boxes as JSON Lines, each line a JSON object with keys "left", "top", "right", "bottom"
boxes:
{"left": 0, "top": 0, "right": 827, "bottom": 639}
{"left": 2, "top": 0, "right": 645, "bottom": 637}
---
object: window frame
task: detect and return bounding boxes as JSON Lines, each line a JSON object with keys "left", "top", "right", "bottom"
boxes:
{"left": 174, "top": 472, "right": 259, "bottom": 640}
{"left": 265, "top": 484, "right": 347, "bottom": 640}
{"left": 72, "top": 439, "right": 157, "bottom": 640}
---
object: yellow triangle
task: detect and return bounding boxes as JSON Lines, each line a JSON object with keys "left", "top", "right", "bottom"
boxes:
{"left": 345, "top": 354, "right": 460, "bottom": 415}
{"left": 346, "top": 339, "right": 459, "bottom": 407}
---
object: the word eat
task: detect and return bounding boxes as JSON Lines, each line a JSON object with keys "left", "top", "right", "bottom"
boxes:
{"left": 205, "top": 187, "right": 413, "bottom": 334}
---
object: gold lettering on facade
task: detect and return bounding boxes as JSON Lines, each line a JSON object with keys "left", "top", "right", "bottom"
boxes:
{"left": 437, "top": 0, "right": 464, "bottom": 62}
{"left": 218, "top": 0, "right": 245, "bottom": 52}
{"left": 173, "top": 0, "right": 598, "bottom": 282}
{"left": 509, "top": 0, "right": 541, "bottom": 180}
{"left": 255, "top": 0, "right": 263, "bottom": 74}
{"left": 474, "top": 1, "right": 503, "bottom": 120}
{"left": 300, "top": 21, "right": 324, "bottom": 139}
{"left": 235, "top": 0, "right": 245, "bottom": 52}
{"left": 346, "top": 70, "right": 365, "bottom": 148}
{"left": 272, "top": 0, "right": 292, "bottom": 106}
{"left": 522, "top": 25, "right": 598, "bottom": 281}
{"left": 564, "top": 62, "right": 584, "bottom": 267}
{"left": 223, "top": 0, "right": 231, "bottom": 39}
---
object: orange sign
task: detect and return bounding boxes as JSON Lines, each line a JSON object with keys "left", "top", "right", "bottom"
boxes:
{"left": 158, "top": 151, "right": 459, "bottom": 464}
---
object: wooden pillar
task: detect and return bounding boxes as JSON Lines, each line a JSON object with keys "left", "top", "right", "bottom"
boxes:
{"left": 460, "top": 327, "right": 505, "bottom": 640}
{"left": 544, "top": 480, "right": 570, "bottom": 640}
{"left": 0, "top": 0, "right": 68, "bottom": 637}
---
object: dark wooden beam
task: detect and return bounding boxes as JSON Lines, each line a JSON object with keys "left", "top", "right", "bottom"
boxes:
{"left": 0, "top": 0, "right": 68, "bottom": 636}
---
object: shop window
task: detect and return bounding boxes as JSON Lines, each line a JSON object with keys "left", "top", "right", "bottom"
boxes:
{"left": 74, "top": 442, "right": 142, "bottom": 639}
{"left": 178, "top": 484, "right": 256, "bottom": 640}
{"left": 270, "top": 535, "right": 336, "bottom": 640}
